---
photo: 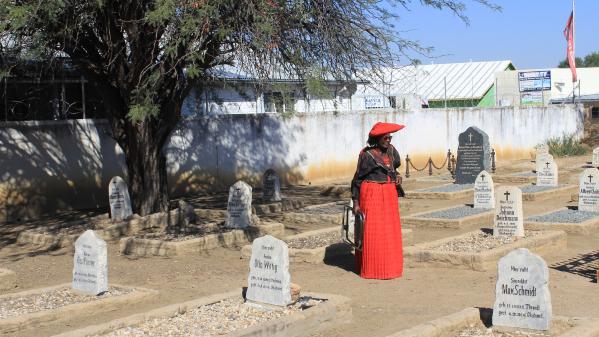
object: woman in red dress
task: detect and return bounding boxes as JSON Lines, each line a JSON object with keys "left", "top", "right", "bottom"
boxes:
{"left": 351, "top": 122, "right": 405, "bottom": 279}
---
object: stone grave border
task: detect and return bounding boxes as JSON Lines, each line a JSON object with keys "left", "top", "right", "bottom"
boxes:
{"left": 524, "top": 207, "right": 599, "bottom": 234}
{"left": 240, "top": 226, "right": 414, "bottom": 264}
{"left": 0, "top": 268, "right": 16, "bottom": 291}
{"left": 492, "top": 171, "right": 536, "bottom": 184}
{"left": 402, "top": 205, "right": 494, "bottom": 229}
{"left": 386, "top": 307, "right": 599, "bottom": 337}
{"left": 405, "top": 184, "right": 475, "bottom": 200}
{"left": 0, "top": 283, "right": 157, "bottom": 335}
{"left": 520, "top": 184, "right": 578, "bottom": 201}
{"left": 119, "top": 221, "right": 285, "bottom": 257}
{"left": 404, "top": 229, "right": 566, "bottom": 271}
{"left": 280, "top": 201, "right": 345, "bottom": 225}
{"left": 51, "top": 290, "right": 352, "bottom": 337}
{"left": 15, "top": 207, "right": 204, "bottom": 249}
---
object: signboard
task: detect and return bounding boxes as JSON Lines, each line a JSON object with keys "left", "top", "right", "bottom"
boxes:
{"left": 521, "top": 91, "right": 544, "bottom": 105}
{"left": 364, "top": 96, "right": 386, "bottom": 109}
{"left": 518, "top": 71, "right": 551, "bottom": 92}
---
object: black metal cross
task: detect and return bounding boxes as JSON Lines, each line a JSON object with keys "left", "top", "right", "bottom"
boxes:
{"left": 589, "top": 174, "right": 594, "bottom": 183}
{"left": 480, "top": 173, "right": 486, "bottom": 181}
{"left": 504, "top": 191, "right": 511, "bottom": 201}
{"left": 545, "top": 162, "right": 550, "bottom": 169}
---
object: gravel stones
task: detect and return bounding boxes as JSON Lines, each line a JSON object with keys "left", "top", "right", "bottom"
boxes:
{"left": 96, "top": 296, "right": 323, "bottom": 337}
{"left": 419, "top": 206, "right": 490, "bottom": 219}
{"left": 512, "top": 172, "right": 536, "bottom": 177}
{"left": 526, "top": 209, "right": 599, "bottom": 224}
{"left": 137, "top": 223, "right": 233, "bottom": 241}
{"left": 520, "top": 185, "right": 567, "bottom": 193}
{"left": 0, "top": 286, "right": 132, "bottom": 319}
{"left": 297, "top": 203, "right": 346, "bottom": 215}
{"left": 287, "top": 231, "right": 342, "bottom": 249}
{"left": 419, "top": 184, "right": 474, "bottom": 193}
{"left": 454, "top": 321, "right": 569, "bottom": 337}
{"left": 431, "top": 230, "right": 542, "bottom": 253}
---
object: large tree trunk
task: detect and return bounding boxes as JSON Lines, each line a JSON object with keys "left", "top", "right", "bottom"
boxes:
{"left": 121, "top": 120, "right": 170, "bottom": 216}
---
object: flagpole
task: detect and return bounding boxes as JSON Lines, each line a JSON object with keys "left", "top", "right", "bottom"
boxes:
{"left": 572, "top": 0, "right": 576, "bottom": 104}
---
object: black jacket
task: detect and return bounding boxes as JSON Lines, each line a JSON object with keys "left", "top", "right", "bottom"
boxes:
{"left": 351, "top": 145, "right": 401, "bottom": 201}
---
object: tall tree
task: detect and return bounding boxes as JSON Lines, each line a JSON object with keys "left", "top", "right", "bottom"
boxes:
{"left": 0, "top": 0, "right": 497, "bottom": 215}
{"left": 558, "top": 51, "right": 599, "bottom": 68}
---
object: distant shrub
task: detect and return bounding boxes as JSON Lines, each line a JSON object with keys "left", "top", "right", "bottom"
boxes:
{"left": 546, "top": 134, "right": 589, "bottom": 157}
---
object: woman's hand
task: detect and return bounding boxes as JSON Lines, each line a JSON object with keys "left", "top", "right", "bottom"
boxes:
{"left": 353, "top": 202, "right": 361, "bottom": 215}
{"left": 395, "top": 175, "right": 403, "bottom": 185}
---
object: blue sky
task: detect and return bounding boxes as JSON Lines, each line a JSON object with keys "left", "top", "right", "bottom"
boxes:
{"left": 388, "top": 0, "right": 599, "bottom": 69}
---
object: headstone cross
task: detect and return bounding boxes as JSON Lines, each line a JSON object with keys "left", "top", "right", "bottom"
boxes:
{"left": 481, "top": 173, "right": 486, "bottom": 181}
{"left": 468, "top": 133, "right": 473, "bottom": 142}
{"left": 589, "top": 174, "right": 594, "bottom": 183}
{"left": 504, "top": 191, "right": 510, "bottom": 201}
{"left": 545, "top": 162, "right": 550, "bottom": 169}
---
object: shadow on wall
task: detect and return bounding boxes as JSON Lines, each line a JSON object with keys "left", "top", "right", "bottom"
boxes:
{"left": 166, "top": 114, "right": 306, "bottom": 196}
{"left": 0, "top": 120, "right": 126, "bottom": 223}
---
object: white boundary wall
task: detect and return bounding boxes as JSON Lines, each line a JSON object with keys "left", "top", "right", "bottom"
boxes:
{"left": 0, "top": 105, "right": 583, "bottom": 222}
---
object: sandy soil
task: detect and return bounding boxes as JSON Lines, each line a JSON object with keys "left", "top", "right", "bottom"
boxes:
{"left": 1, "top": 155, "right": 599, "bottom": 337}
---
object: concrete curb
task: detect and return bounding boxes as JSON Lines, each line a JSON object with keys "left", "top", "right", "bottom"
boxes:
{"left": 404, "top": 229, "right": 567, "bottom": 271}
{"left": 520, "top": 184, "right": 578, "bottom": 201}
{"left": 524, "top": 207, "right": 599, "bottom": 234}
{"left": 253, "top": 199, "right": 306, "bottom": 215}
{"left": 119, "top": 221, "right": 285, "bottom": 257}
{"left": 493, "top": 171, "right": 536, "bottom": 184}
{"left": 51, "top": 291, "right": 352, "bottom": 337}
{"left": 241, "top": 226, "right": 414, "bottom": 263}
{"left": 386, "top": 307, "right": 599, "bottom": 337}
{"left": 0, "top": 268, "right": 16, "bottom": 292}
{"left": 403, "top": 205, "right": 494, "bottom": 229}
{"left": 405, "top": 184, "right": 474, "bottom": 200}
{"left": 0, "top": 283, "right": 158, "bottom": 335}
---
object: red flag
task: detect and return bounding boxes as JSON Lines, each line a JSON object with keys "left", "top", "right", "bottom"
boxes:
{"left": 563, "top": 10, "right": 577, "bottom": 82}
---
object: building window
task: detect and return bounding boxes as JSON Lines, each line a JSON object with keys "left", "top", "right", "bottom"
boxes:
{"left": 592, "top": 107, "right": 599, "bottom": 119}
{"left": 264, "top": 92, "right": 295, "bottom": 113}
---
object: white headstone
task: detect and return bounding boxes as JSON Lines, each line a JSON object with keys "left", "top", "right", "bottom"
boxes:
{"left": 72, "top": 230, "right": 108, "bottom": 295}
{"left": 536, "top": 144, "right": 549, "bottom": 161}
{"left": 246, "top": 235, "right": 291, "bottom": 306}
{"left": 593, "top": 147, "right": 599, "bottom": 167}
{"left": 262, "top": 169, "right": 282, "bottom": 202}
{"left": 536, "top": 159, "right": 558, "bottom": 187}
{"left": 493, "top": 248, "right": 551, "bottom": 331}
{"left": 225, "top": 180, "right": 253, "bottom": 228}
{"left": 474, "top": 170, "right": 495, "bottom": 209}
{"left": 578, "top": 168, "right": 599, "bottom": 212}
{"left": 108, "top": 176, "right": 132, "bottom": 221}
{"left": 494, "top": 186, "right": 524, "bottom": 237}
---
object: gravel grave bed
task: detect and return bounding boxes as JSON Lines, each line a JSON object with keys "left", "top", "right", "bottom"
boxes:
{"left": 520, "top": 185, "right": 568, "bottom": 193}
{"left": 511, "top": 172, "right": 536, "bottom": 177}
{"left": 418, "top": 184, "right": 474, "bottom": 193}
{"left": 430, "top": 230, "right": 542, "bottom": 253}
{"left": 93, "top": 296, "right": 324, "bottom": 337}
{"left": 526, "top": 209, "right": 599, "bottom": 224}
{"left": 135, "top": 223, "right": 234, "bottom": 242}
{"left": 286, "top": 231, "right": 342, "bottom": 249}
{"left": 450, "top": 320, "right": 573, "bottom": 337}
{"left": 419, "top": 206, "right": 491, "bottom": 219}
{"left": 296, "top": 203, "right": 347, "bottom": 215}
{"left": 0, "top": 286, "right": 132, "bottom": 319}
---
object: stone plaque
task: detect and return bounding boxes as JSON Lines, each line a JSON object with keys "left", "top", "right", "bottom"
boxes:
{"left": 536, "top": 159, "right": 558, "bottom": 187}
{"left": 262, "top": 169, "right": 282, "bottom": 202}
{"left": 72, "top": 230, "right": 108, "bottom": 295}
{"left": 579, "top": 168, "right": 599, "bottom": 212}
{"left": 494, "top": 186, "right": 524, "bottom": 237}
{"left": 593, "top": 147, "right": 599, "bottom": 167}
{"left": 108, "top": 176, "right": 132, "bottom": 221}
{"left": 474, "top": 170, "right": 495, "bottom": 209}
{"left": 246, "top": 235, "right": 291, "bottom": 306}
{"left": 493, "top": 248, "right": 551, "bottom": 331}
{"left": 455, "top": 126, "right": 491, "bottom": 184}
{"left": 225, "top": 180, "right": 253, "bottom": 228}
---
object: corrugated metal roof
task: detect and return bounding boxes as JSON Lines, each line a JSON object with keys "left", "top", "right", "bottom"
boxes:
{"left": 381, "top": 60, "right": 513, "bottom": 100}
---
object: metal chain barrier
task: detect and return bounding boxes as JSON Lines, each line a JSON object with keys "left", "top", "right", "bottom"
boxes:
{"left": 405, "top": 150, "right": 452, "bottom": 178}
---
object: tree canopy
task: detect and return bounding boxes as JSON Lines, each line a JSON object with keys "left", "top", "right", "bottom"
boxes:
{"left": 558, "top": 51, "right": 599, "bottom": 68}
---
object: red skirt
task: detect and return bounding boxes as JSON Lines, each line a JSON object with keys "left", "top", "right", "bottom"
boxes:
{"left": 356, "top": 181, "right": 403, "bottom": 279}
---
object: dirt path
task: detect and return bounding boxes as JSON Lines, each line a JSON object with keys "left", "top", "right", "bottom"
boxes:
{"left": 1, "top": 156, "right": 599, "bottom": 337}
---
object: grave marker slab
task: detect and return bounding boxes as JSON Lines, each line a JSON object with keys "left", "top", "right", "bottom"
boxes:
{"left": 493, "top": 186, "right": 524, "bottom": 237}
{"left": 225, "top": 181, "right": 253, "bottom": 228}
{"left": 108, "top": 176, "right": 132, "bottom": 221}
{"left": 593, "top": 147, "right": 599, "bottom": 167}
{"left": 246, "top": 235, "right": 291, "bottom": 306}
{"left": 536, "top": 144, "right": 549, "bottom": 161}
{"left": 262, "top": 169, "right": 282, "bottom": 202}
{"left": 493, "top": 248, "right": 551, "bottom": 331}
{"left": 536, "top": 158, "right": 558, "bottom": 187}
{"left": 455, "top": 126, "right": 491, "bottom": 184}
{"left": 474, "top": 170, "right": 495, "bottom": 209}
{"left": 72, "top": 230, "right": 108, "bottom": 295}
{"left": 578, "top": 168, "right": 599, "bottom": 212}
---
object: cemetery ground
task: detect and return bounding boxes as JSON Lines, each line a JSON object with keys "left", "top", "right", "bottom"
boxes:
{"left": 1, "top": 155, "right": 599, "bottom": 337}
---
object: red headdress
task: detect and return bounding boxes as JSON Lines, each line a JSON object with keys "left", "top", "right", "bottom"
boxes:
{"left": 368, "top": 122, "right": 405, "bottom": 137}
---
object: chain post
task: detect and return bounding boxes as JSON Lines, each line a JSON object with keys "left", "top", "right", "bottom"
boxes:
{"left": 451, "top": 155, "right": 456, "bottom": 179}
{"left": 405, "top": 155, "right": 410, "bottom": 178}
{"left": 446, "top": 149, "right": 452, "bottom": 173}
{"left": 491, "top": 148, "right": 496, "bottom": 173}
{"left": 428, "top": 157, "right": 433, "bottom": 176}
